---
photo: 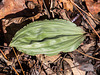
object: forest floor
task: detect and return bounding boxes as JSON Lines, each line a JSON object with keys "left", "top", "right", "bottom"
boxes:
{"left": 0, "top": 0, "right": 100, "bottom": 75}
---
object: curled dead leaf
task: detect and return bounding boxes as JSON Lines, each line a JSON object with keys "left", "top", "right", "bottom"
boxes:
{"left": 27, "top": 0, "right": 43, "bottom": 10}
{"left": 58, "top": 0, "right": 73, "bottom": 12}
{"left": 85, "top": 0, "right": 100, "bottom": 19}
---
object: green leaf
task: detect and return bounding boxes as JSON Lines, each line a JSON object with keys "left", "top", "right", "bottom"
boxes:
{"left": 10, "top": 19, "right": 85, "bottom": 56}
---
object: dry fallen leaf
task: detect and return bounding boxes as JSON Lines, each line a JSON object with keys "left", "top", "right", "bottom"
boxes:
{"left": 81, "top": 40, "right": 95, "bottom": 52}
{"left": 85, "top": 0, "right": 100, "bottom": 19}
{"left": 0, "top": 0, "right": 26, "bottom": 19}
{"left": 64, "top": 58, "right": 86, "bottom": 75}
{"left": 79, "top": 64, "right": 94, "bottom": 71}
{"left": 81, "top": 16, "right": 97, "bottom": 30}
{"left": 36, "top": 54, "right": 60, "bottom": 65}
{"left": 58, "top": 0, "right": 73, "bottom": 12}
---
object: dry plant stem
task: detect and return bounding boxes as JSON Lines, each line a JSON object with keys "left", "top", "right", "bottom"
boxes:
{"left": 76, "top": 50, "right": 100, "bottom": 61}
{"left": 70, "top": 0, "right": 99, "bottom": 22}
{"left": 43, "top": 63, "right": 55, "bottom": 73}
{"left": 39, "top": 61, "right": 43, "bottom": 74}
{"left": 0, "top": 46, "right": 10, "bottom": 49}
{"left": 53, "top": 55, "right": 61, "bottom": 63}
{"left": 0, "top": 50, "right": 19, "bottom": 75}
{"left": 39, "top": 64, "right": 42, "bottom": 74}
{"left": 0, "top": 46, "right": 8, "bottom": 47}
{"left": 70, "top": 0, "right": 100, "bottom": 39}
{"left": 60, "top": 65, "right": 80, "bottom": 72}
{"left": 0, "top": 49, "right": 7, "bottom": 59}
{"left": 12, "top": 47, "right": 25, "bottom": 75}
{"left": 12, "top": 66, "right": 19, "bottom": 75}
{"left": 38, "top": 60, "right": 42, "bottom": 74}
{"left": 72, "top": 14, "right": 80, "bottom": 22}
{"left": 43, "top": 0, "right": 50, "bottom": 18}
{"left": 50, "top": 0, "right": 55, "bottom": 18}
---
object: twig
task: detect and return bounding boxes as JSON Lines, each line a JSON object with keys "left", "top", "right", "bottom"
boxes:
{"left": 0, "top": 46, "right": 9, "bottom": 48}
{"left": 72, "top": 14, "right": 80, "bottom": 22}
{"left": 50, "top": 0, "right": 55, "bottom": 18}
{"left": 70, "top": 0, "right": 100, "bottom": 39}
{"left": 43, "top": 0, "right": 50, "bottom": 18}
{"left": 12, "top": 47, "right": 25, "bottom": 75}
{"left": 0, "top": 53, "right": 20, "bottom": 74}
{"left": 12, "top": 66, "right": 19, "bottom": 75}
{"left": 76, "top": 49, "right": 100, "bottom": 61}
{"left": 0, "top": 49, "right": 8, "bottom": 59}
{"left": 70, "top": 0, "right": 99, "bottom": 22}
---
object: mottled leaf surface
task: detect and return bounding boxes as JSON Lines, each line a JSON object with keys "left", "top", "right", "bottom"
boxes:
{"left": 10, "top": 19, "right": 85, "bottom": 56}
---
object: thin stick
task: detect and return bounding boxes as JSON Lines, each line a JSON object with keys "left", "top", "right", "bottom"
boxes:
{"left": 0, "top": 49, "right": 8, "bottom": 59}
{"left": 0, "top": 46, "right": 9, "bottom": 48}
{"left": 12, "top": 66, "right": 19, "bottom": 75}
{"left": 70, "top": 0, "right": 99, "bottom": 22}
{"left": 70, "top": 0, "right": 100, "bottom": 39}
{"left": 43, "top": 0, "right": 50, "bottom": 18}
{"left": 0, "top": 49, "right": 20, "bottom": 74}
{"left": 76, "top": 49, "right": 100, "bottom": 61}
{"left": 12, "top": 47, "right": 25, "bottom": 75}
